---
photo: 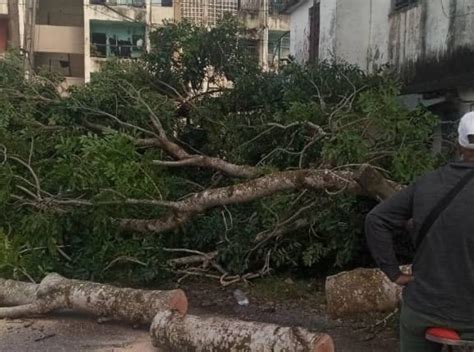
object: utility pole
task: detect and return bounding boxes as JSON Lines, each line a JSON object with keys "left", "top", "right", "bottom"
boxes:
{"left": 7, "top": 0, "right": 21, "bottom": 49}
{"left": 260, "top": 0, "right": 269, "bottom": 69}
{"left": 23, "top": 0, "right": 36, "bottom": 73}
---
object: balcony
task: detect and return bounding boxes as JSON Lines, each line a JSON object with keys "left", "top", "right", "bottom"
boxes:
{"left": 90, "top": 0, "right": 146, "bottom": 7}
{"left": 0, "top": 2, "right": 7, "bottom": 16}
{"left": 34, "top": 25, "right": 84, "bottom": 54}
{"left": 90, "top": 21, "right": 145, "bottom": 59}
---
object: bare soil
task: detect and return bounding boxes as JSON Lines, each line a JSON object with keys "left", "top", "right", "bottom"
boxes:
{"left": 182, "top": 276, "right": 399, "bottom": 352}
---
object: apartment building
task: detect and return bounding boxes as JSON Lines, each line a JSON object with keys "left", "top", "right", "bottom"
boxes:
{"left": 3, "top": 0, "right": 288, "bottom": 87}
{"left": 0, "top": 0, "right": 9, "bottom": 55}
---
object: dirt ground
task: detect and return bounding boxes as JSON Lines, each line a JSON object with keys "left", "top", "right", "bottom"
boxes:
{"left": 0, "top": 277, "right": 399, "bottom": 352}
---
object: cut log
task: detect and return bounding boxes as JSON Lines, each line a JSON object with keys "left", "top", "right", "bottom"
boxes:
{"left": 150, "top": 310, "right": 335, "bottom": 352}
{"left": 325, "top": 266, "right": 411, "bottom": 318}
{"left": 0, "top": 273, "right": 188, "bottom": 324}
{"left": 0, "top": 278, "right": 37, "bottom": 306}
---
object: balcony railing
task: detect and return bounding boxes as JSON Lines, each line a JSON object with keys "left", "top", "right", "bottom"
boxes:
{"left": 91, "top": 43, "right": 144, "bottom": 58}
{"left": 90, "top": 0, "right": 146, "bottom": 8}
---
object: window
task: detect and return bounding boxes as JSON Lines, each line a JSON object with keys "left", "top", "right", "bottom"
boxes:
{"left": 268, "top": 31, "right": 290, "bottom": 66}
{"left": 90, "top": 22, "right": 146, "bottom": 59}
{"left": 151, "top": 0, "right": 173, "bottom": 6}
{"left": 393, "top": 0, "right": 417, "bottom": 11}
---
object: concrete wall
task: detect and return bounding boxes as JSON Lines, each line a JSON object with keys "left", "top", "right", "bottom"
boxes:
{"left": 318, "top": 0, "right": 391, "bottom": 71}
{"left": 150, "top": 4, "right": 174, "bottom": 24}
{"left": 34, "top": 25, "right": 84, "bottom": 54}
{"left": 36, "top": 0, "right": 83, "bottom": 26}
{"left": 388, "top": 1, "right": 474, "bottom": 93}
{"left": 289, "top": 0, "right": 312, "bottom": 63}
{"left": 316, "top": 0, "right": 474, "bottom": 91}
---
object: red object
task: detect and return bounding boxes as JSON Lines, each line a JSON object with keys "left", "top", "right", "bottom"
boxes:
{"left": 0, "top": 18, "right": 7, "bottom": 54}
{"left": 426, "top": 328, "right": 461, "bottom": 342}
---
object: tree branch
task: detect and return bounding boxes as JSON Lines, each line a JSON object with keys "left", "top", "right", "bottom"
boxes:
{"left": 119, "top": 169, "right": 362, "bottom": 234}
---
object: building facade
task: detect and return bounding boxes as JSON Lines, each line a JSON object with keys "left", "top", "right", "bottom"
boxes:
{"left": 0, "top": 0, "right": 9, "bottom": 55}
{"left": 2, "top": 0, "right": 289, "bottom": 88}
{"left": 286, "top": 0, "right": 474, "bottom": 148}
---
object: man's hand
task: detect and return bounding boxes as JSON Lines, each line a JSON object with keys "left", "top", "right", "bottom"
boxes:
{"left": 395, "top": 273, "right": 414, "bottom": 286}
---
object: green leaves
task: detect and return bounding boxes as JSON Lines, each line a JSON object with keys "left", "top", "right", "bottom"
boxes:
{"left": 0, "top": 23, "right": 444, "bottom": 284}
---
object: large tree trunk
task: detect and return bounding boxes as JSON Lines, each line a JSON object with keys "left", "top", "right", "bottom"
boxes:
{"left": 0, "top": 274, "right": 188, "bottom": 324}
{"left": 325, "top": 266, "right": 411, "bottom": 318}
{"left": 150, "top": 310, "right": 335, "bottom": 352}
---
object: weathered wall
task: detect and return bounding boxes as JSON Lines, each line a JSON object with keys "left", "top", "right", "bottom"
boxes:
{"left": 319, "top": 0, "right": 390, "bottom": 72}
{"left": 289, "top": 0, "right": 312, "bottom": 63}
{"left": 36, "top": 0, "right": 83, "bottom": 27}
{"left": 318, "top": 0, "right": 474, "bottom": 92}
{"left": 334, "top": 0, "right": 371, "bottom": 69}
{"left": 34, "top": 25, "right": 84, "bottom": 54}
{"left": 150, "top": 4, "right": 174, "bottom": 25}
{"left": 390, "top": 0, "right": 474, "bottom": 93}
{"left": 319, "top": 0, "right": 336, "bottom": 61}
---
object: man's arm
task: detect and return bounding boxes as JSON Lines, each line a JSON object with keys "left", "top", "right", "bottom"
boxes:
{"left": 365, "top": 184, "right": 415, "bottom": 283}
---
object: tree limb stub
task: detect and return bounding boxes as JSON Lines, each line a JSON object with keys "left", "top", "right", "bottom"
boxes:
{"left": 355, "top": 165, "right": 401, "bottom": 201}
{"left": 0, "top": 273, "right": 188, "bottom": 324}
{"left": 150, "top": 310, "right": 335, "bottom": 352}
{"left": 120, "top": 169, "right": 362, "bottom": 234}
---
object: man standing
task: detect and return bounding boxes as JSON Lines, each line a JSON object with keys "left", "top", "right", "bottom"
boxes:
{"left": 366, "top": 112, "right": 474, "bottom": 351}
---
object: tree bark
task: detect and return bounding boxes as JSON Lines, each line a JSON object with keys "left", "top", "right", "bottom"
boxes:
{"left": 325, "top": 266, "right": 411, "bottom": 318}
{"left": 150, "top": 310, "right": 335, "bottom": 352}
{"left": 120, "top": 169, "right": 361, "bottom": 234}
{"left": 354, "top": 164, "right": 401, "bottom": 201}
{"left": 0, "top": 278, "right": 37, "bottom": 306}
{"left": 0, "top": 273, "right": 188, "bottom": 324}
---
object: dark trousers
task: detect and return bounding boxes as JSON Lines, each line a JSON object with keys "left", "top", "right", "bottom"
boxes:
{"left": 400, "top": 302, "right": 474, "bottom": 352}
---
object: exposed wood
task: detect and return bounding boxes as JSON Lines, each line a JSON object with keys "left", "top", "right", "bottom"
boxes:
{"left": 325, "top": 265, "right": 411, "bottom": 318}
{"left": 167, "top": 250, "right": 219, "bottom": 266}
{"left": 355, "top": 165, "right": 401, "bottom": 201}
{"left": 150, "top": 310, "right": 335, "bottom": 352}
{"left": 0, "top": 274, "right": 188, "bottom": 324}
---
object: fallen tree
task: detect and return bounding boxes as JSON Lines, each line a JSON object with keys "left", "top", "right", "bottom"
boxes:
{"left": 0, "top": 273, "right": 188, "bottom": 324}
{"left": 151, "top": 310, "right": 335, "bottom": 352}
{"left": 1, "top": 275, "right": 335, "bottom": 351}
{"left": 0, "top": 18, "right": 440, "bottom": 285}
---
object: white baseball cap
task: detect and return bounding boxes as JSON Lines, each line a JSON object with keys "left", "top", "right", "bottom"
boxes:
{"left": 458, "top": 112, "right": 474, "bottom": 149}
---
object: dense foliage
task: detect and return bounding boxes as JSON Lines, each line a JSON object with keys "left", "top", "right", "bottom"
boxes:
{"left": 0, "top": 18, "right": 441, "bottom": 285}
